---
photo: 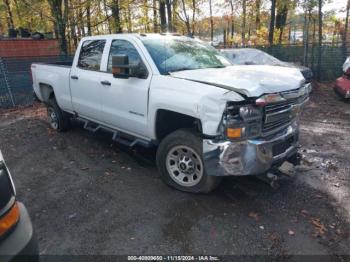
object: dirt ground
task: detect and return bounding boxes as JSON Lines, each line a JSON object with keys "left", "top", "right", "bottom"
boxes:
{"left": 0, "top": 83, "right": 350, "bottom": 259}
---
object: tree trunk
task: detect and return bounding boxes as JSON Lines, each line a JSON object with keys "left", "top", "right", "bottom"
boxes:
{"left": 255, "top": 0, "right": 261, "bottom": 31}
{"left": 317, "top": 0, "right": 322, "bottom": 80}
{"left": 303, "top": 11, "right": 310, "bottom": 66}
{"left": 86, "top": 0, "right": 92, "bottom": 36}
{"left": 181, "top": 0, "right": 193, "bottom": 37}
{"left": 209, "top": 0, "right": 214, "bottom": 42}
{"left": 191, "top": 0, "right": 196, "bottom": 36}
{"left": 69, "top": 1, "right": 78, "bottom": 49}
{"left": 47, "top": 0, "right": 68, "bottom": 55}
{"left": 103, "top": 0, "right": 112, "bottom": 34}
{"left": 343, "top": 0, "right": 350, "bottom": 58}
{"left": 4, "top": 0, "right": 15, "bottom": 29}
{"left": 242, "top": 0, "right": 246, "bottom": 46}
{"left": 276, "top": 3, "right": 288, "bottom": 44}
{"left": 228, "top": 1, "right": 235, "bottom": 39}
{"left": 111, "top": 0, "right": 122, "bottom": 33}
{"left": 153, "top": 0, "right": 158, "bottom": 32}
{"left": 159, "top": 1, "right": 167, "bottom": 32}
{"left": 166, "top": 0, "right": 172, "bottom": 32}
{"left": 268, "top": 0, "right": 276, "bottom": 46}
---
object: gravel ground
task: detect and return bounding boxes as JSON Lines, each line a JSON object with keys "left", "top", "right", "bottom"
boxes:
{"left": 0, "top": 83, "right": 350, "bottom": 259}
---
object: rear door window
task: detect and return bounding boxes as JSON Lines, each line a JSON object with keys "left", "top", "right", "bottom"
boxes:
{"left": 78, "top": 40, "right": 106, "bottom": 71}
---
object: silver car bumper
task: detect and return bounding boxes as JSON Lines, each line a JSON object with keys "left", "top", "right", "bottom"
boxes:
{"left": 203, "top": 122, "right": 299, "bottom": 176}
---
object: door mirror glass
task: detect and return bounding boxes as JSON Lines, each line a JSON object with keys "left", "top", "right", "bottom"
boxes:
{"left": 112, "top": 55, "right": 130, "bottom": 79}
{"left": 112, "top": 55, "right": 148, "bottom": 79}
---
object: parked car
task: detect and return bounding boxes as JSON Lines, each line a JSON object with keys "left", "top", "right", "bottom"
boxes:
{"left": 334, "top": 57, "right": 350, "bottom": 99}
{"left": 31, "top": 34, "right": 311, "bottom": 193}
{"left": 221, "top": 48, "right": 314, "bottom": 84}
{"left": 0, "top": 151, "right": 38, "bottom": 262}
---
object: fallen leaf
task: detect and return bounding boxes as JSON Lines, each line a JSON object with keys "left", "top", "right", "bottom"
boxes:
{"left": 301, "top": 209, "right": 309, "bottom": 216}
{"left": 311, "top": 218, "right": 327, "bottom": 236}
{"left": 249, "top": 212, "right": 260, "bottom": 221}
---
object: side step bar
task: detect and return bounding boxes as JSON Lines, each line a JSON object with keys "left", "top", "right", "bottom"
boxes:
{"left": 77, "top": 118, "right": 153, "bottom": 148}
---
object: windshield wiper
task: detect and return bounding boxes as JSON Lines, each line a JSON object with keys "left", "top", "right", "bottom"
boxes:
{"left": 168, "top": 67, "right": 195, "bottom": 73}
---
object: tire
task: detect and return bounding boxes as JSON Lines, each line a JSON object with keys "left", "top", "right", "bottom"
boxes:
{"left": 47, "top": 97, "right": 70, "bottom": 132}
{"left": 156, "top": 129, "right": 222, "bottom": 193}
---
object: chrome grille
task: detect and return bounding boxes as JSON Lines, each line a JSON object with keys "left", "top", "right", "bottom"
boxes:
{"left": 262, "top": 90, "right": 308, "bottom": 136}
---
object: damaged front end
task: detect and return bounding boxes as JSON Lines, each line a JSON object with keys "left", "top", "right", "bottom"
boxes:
{"left": 203, "top": 84, "right": 310, "bottom": 177}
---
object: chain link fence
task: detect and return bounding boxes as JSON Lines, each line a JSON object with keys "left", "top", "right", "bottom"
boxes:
{"left": 0, "top": 43, "right": 347, "bottom": 108}
{"left": 256, "top": 43, "right": 346, "bottom": 82}
{"left": 0, "top": 55, "right": 73, "bottom": 108}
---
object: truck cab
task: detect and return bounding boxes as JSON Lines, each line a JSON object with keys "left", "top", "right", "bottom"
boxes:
{"left": 31, "top": 34, "right": 310, "bottom": 193}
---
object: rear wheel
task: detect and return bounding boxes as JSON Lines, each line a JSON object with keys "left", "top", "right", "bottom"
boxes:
{"left": 156, "top": 129, "right": 221, "bottom": 193}
{"left": 47, "top": 97, "right": 70, "bottom": 132}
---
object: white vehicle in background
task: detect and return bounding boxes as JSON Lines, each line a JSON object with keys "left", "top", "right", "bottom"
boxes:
{"left": 31, "top": 34, "right": 310, "bottom": 193}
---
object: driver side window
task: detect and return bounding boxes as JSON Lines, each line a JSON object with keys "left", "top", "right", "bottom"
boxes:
{"left": 107, "top": 39, "right": 142, "bottom": 73}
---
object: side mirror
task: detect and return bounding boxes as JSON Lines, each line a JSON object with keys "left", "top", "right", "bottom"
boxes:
{"left": 112, "top": 55, "right": 131, "bottom": 79}
{"left": 112, "top": 55, "right": 148, "bottom": 79}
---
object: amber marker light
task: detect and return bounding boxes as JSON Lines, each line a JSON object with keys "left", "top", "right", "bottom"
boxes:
{"left": 0, "top": 202, "right": 20, "bottom": 237}
{"left": 227, "top": 128, "right": 242, "bottom": 139}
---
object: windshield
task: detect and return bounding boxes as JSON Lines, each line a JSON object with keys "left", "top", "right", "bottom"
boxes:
{"left": 142, "top": 37, "right": 231, "bottom": 74}
{"left": 222, "top": 49, "right": 283, "bottom": 66}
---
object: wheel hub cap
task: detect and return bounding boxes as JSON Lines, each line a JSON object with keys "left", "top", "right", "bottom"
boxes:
{"left": 166, "top": 145, "right": 203, "bottom": 187}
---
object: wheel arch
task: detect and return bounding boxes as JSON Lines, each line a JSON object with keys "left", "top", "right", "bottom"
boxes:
{"left": 155, "top": 109, "right": 202, "bottom": 142}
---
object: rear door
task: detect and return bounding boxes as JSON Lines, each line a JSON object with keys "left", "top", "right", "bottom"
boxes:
{"left": 70, "top": 39, "right": 106, "bottom": 121}
{"left": 99, "top": 38, "right": 152, "bottom": 137}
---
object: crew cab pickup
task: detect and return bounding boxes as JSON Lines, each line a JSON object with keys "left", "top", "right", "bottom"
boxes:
{"left": 31, "top": 34, "right": 311, "bottom": 193}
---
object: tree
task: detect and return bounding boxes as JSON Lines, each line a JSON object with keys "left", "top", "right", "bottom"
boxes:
{"left": 176, "top": 0, "right": 197, "bottom": 37}
{"left": 166, "top": 0, "right": 173, "bottom": 31}
{"left": 111, "top": 0, "right": 122, "bottom": 33}
{"left": 317, "top": 0, "right": 322, "bottom": 80}
{"left": 209, "top": 0, "right": 214, "bottom": 42}
{"left": 268, "top": 0, "right": 276, "bottom": 46}
{"left": 227, "top": 0, "right": 235, "bottom": 38}
{"left": 4, "top": 0, "right": 15, "bottom": 29}
{"left": 343, "top": 0, "right": 350, "bottom": 58}
{"left": 159, "top": 0, "right": 167, "bottom": 32}
{"left": 242, "top": 0, "right": 246, "bottom": 45}
{"left": 153, "top": 0, "right": 158, "bottom": 32}
{"left": 276, "top": 1, "right": 289, "bottom": 44}
{"left": 47, "top": 0, "right": 69, "bottom": 55}
{"left": 255, "top": 0, "right": 261, "bottom": 31}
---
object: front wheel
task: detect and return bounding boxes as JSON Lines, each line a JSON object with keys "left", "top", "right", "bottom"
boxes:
{"left": 156, "top": 129, "right": 221, "bottom": 193}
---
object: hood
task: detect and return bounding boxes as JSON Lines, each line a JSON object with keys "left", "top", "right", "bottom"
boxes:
{"left": 170, "top": 65, "right": 305, "bottom": 97}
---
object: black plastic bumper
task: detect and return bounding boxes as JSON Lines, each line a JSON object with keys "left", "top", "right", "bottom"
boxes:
{"left": 0, "top": 202, "right": 38, "bottom": 262}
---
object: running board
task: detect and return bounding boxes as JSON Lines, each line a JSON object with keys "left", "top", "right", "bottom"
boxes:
{"left": 78, "top": 118, "right": 153, "bottom": 148}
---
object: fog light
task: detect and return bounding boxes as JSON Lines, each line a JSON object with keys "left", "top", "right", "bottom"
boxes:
{"left": 227, "top": 128, "right": 242, "bottom": 139}
{"left": 0, "top": 202, "right": 20, "bottom": 237}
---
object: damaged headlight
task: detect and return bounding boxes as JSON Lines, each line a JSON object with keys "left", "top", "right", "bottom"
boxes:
{"left": 223, "top": 102, "right": 263, "bottom": 141}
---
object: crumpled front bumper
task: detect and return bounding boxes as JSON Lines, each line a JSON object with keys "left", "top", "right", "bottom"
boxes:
{"left": 203, "top": 122, "right": 299, "bottom": 176}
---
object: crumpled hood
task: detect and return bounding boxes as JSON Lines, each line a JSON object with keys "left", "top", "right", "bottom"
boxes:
{"left": 170, "top": 65, "right": 305, "bottom": 97}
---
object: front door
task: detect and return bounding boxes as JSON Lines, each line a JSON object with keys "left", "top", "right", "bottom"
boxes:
{"left": 99, "top": 39, "right": 151, "bottom": 137}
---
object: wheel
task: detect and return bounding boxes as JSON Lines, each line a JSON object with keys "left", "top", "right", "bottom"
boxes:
{"left": 156, "top": 129, "right": 222, "bottom": 193}
{"left": 47, "top": 97, "right": 70, "bottom": 132}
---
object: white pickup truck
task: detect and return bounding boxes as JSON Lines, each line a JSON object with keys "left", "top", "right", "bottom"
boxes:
{"left": 31, "top": 34, "right": 310, "bottom": 193}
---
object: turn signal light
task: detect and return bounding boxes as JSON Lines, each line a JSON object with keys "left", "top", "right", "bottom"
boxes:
{"left": 0, "top": 202, "right": 20, "bottom": 237}
{"left": 227, "top": 128, "right": 242, "bottom": 139}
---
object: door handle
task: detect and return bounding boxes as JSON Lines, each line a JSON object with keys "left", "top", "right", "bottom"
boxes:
{"left": 101, "top": 80, "right": 111, "bottom": 86}
{"left": 71, "top": 75, "right": 79, "bottom": 80}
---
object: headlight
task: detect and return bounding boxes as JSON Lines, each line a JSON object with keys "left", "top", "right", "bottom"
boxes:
{"left": 224, "top": 103, "right": 263, "bottom": 141}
